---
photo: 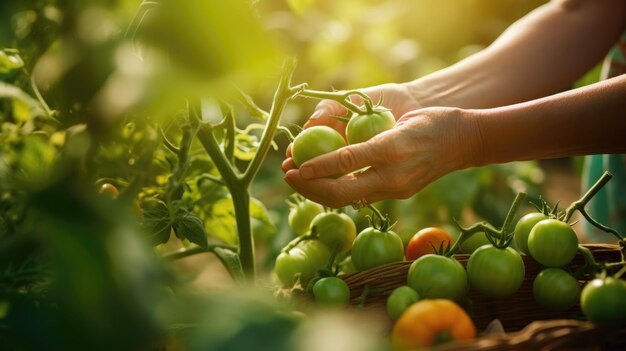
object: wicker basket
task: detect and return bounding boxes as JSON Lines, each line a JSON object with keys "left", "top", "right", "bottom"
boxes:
{"left": 340, "top": 244, "right": 623, "bottom": 331}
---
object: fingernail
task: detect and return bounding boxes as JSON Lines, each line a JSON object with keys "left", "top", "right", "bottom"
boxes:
{"left": 310, "top": 110, "right": 323, "bottom": 120}
{"left": 300, "top": 166, "right": 314, "bottom": 179}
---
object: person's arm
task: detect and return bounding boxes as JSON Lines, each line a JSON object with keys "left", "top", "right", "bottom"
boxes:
{"left": 411, "top": 0, "right": 626, "bottom": 109}
{"left": 471, "top": 74, "right": 626, "bottom": 166}
{"left": 283, "top": 75, "right": 626, "bottom": 208}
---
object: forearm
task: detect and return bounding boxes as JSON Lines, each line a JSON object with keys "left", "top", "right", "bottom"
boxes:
{"left": 409, "top": 0, "right": 626, "bottom": 109}
{"left": 470, "top": 74, "right": 626, "bottom": 166}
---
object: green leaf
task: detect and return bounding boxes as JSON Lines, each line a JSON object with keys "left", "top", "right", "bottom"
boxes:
{"left": 142, "top": 199, "right": 172, "bottom": 245}
{"left": 0, "top": 82, "right": 45, "bottom": 121}
{"left": 0, "top": 50, "right": 24, "bottom": 77}
{"left": 204, "top": 196, "right": 276, "bottom": 244}
{"left": 213, "top": 247, "right": 245, "bottom": 284}
{"left": 173, "top": 213, "right": 208, "bottom": 249}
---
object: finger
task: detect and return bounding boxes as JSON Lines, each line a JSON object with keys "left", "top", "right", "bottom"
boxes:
{"left": 285, "top": 143, "right": 292, "bottom": 157}
{"left": 284, "top": 170, "right": 379, "bottom": 208}
{"left": 296, "top": 142, "right": 383, "bottom": 180}
{"left": 282, "top": 157, "right": 297, "bottom": 173}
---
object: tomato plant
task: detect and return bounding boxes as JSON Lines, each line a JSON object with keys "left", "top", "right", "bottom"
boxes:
{"left": 406, "top": 227, "right": 454, "bottom": 260}
{"left": 528, "top": 219, "right": 579, "bottom": 267}
{"left": 392, "top": 299, "right": 476, "bottom": 350}
{"left": 581, "top": 276, "right": 626, "bottom": 324}
{"left": 310, "top": 212, "right": 356, "bottom": 253}
{"left": 533, "top": 268, "right": 580, "bottom": 311}
{"left": 287, "top": 197, "right": 324, "bottom": 236}
{"left": 387, "top": 286, "right": 420, "bottom": 320}
{"left": 291, "top": 126, "right": 346, "bottom": 167}
{"left": 312, "top": 277, "right": 351, "bottom": 307}
{"left": 407, "top": 254, "right": 468, "bottom": 301}
{"left": 345, "top": 107, "right": 395, "bottom": 144}
{"left": 274, "top": 239, "right": 330, "bottom": 286}
{"left": 513, "top": 212, "right": 548, "bottom": 255}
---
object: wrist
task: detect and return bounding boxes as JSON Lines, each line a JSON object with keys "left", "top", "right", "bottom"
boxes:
{"left": 458, "top": 108, "right": 487, "bottom": 169}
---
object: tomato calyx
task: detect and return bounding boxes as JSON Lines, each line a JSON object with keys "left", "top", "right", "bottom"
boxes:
{"left": 449, "top": 192, "right": 526, "bottom": 255}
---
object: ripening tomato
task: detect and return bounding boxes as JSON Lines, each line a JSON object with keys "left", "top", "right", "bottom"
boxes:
{"left": 99, "top": 183, "right": 120, "bottom": 199}
{"left": 527, "top": 219, "right": 579, "bottom": 267}
{"left": 310, "top": 212, "right": 356, "bottom": 253}
{"left": 392, "top": 299, "right": 476, "bottom": 350}
{"left": 514, "top": 212, "right": 548, "bottom": 255}
{"left": 291, "top": 126, "right": 346, "bottom": 167}
{"left": 288, "top": 199, "right": 324, "bottom": 236}
{"left": 274, "top": 240, "right": 330, "bottom": 286}
{"left": 345, "top": 108, "right": 396, "bottom": 144}
{"left": 351, "top": 227, "right": 404, "bottom": 271}
{"left": 407, "top": 254, "right": 468, "bottom": 301}
{"left": 406, "top": 227, "right": 454, "bottom": 260}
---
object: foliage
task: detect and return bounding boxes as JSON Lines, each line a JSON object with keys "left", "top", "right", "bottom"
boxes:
{"left": 0, "top": 0, "right": 564, "bottom": 349}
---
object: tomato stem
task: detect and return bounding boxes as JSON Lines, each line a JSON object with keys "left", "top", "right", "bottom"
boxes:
{"left": 564, "top": 171, "right": 623, "bottom": 241}
{"left": 297, "top": 89, "right": 375, "bottom": 115}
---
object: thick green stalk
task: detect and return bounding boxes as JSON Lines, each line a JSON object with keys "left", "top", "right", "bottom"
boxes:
{"left": 230, "top": 187, "right": 254, "bottom": 282}
{"left": 242, "top": 58, "right": 297, "bottom": 187}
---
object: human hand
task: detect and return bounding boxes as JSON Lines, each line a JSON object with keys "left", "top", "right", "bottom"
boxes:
{"left": 282, "top": 82, "right": 425, "bottom": 172}
{"left": 283, "top": 107, "right": 481, "bottom": 208}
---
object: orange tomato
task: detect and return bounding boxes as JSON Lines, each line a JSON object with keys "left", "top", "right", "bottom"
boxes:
{"left": 392, "top": 299, "right": 476, "bottom": 350}
{"left": 99, "top": 183, "right": 120, "bottom": 199}
{"left": 406, "top": 227, "right": 454, "bottom": 260}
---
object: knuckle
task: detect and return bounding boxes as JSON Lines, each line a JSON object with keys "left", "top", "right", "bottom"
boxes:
{"left": 338, "top": 148, "right": 359, "bottom": 173}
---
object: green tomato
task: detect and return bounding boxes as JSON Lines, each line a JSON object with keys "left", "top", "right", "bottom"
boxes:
{"left": 274, "top": 240, "right": 330, "bottom": 286}
{"left": 581, "top": 277, "right": 626, "bottom": 324}
{"left": 533, "top": 268, "right": 580, "bottom": 311}
{"left": 338, "top": 256, "right": 357, "bottom": 275}
{"left": 387, "top": 286, "right": 420, "bottom": 320}
{"left": 351, "top": 227, "right": 404, "bottom": 271}
{"left": 459, "top": 231, "right": 490, "bottom": 254}
{"left": 288, "top": 199, "right": 324, "bottom": 236}
{"left": 528, "top": 219, "right": 579, "bottom": 267}
{"left": 407, "top": 254, "right": 468, "bottom": 301}
{"left": 310, "top": 212, "right": 356, "bottom": 253}
{"left": 346, "top": 108, "right": 396, "bottom": 144}
{"left": 312, "top": 277, "right": 351, "bottom": 307}
{"left": 514, "top": 212, "right": 549, "bottom": 255}
{"left": 291, "top": 126, "right": 346, "bottom": 167}
{"left": 467, "top": 245, "right": 525, "bottom": 298}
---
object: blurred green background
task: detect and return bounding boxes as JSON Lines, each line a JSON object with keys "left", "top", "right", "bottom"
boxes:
{"left": 0, "top": 0, "right": 598, "bottom": 349}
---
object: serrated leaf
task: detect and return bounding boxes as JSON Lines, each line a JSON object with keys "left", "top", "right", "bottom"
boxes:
{"left": 205, "top": 196, "right": 276, "bottom": 244}
{"left": 173, "top": 213, "right": 208, "bottom": 249}
{"left": 142, "top": 199, "right": 172, "bottom": 245}
{"left": 213, "top": 247, "right": 245, "bottom": 284}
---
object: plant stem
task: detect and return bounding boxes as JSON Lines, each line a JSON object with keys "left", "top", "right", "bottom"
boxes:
{"left": 242, "top": 58, "right": 297, "bottom": 187}
{"left": 501, "top": 192, "right": 526, "bottom": 235}
{"left": 297, "top": 89, "right": 372, "bottom": 114}
{"left": 162, "top": 244, "right": 238, "bottom": 261}
{"left": 230, "top": 187, "right": 255, "bottom": 282}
